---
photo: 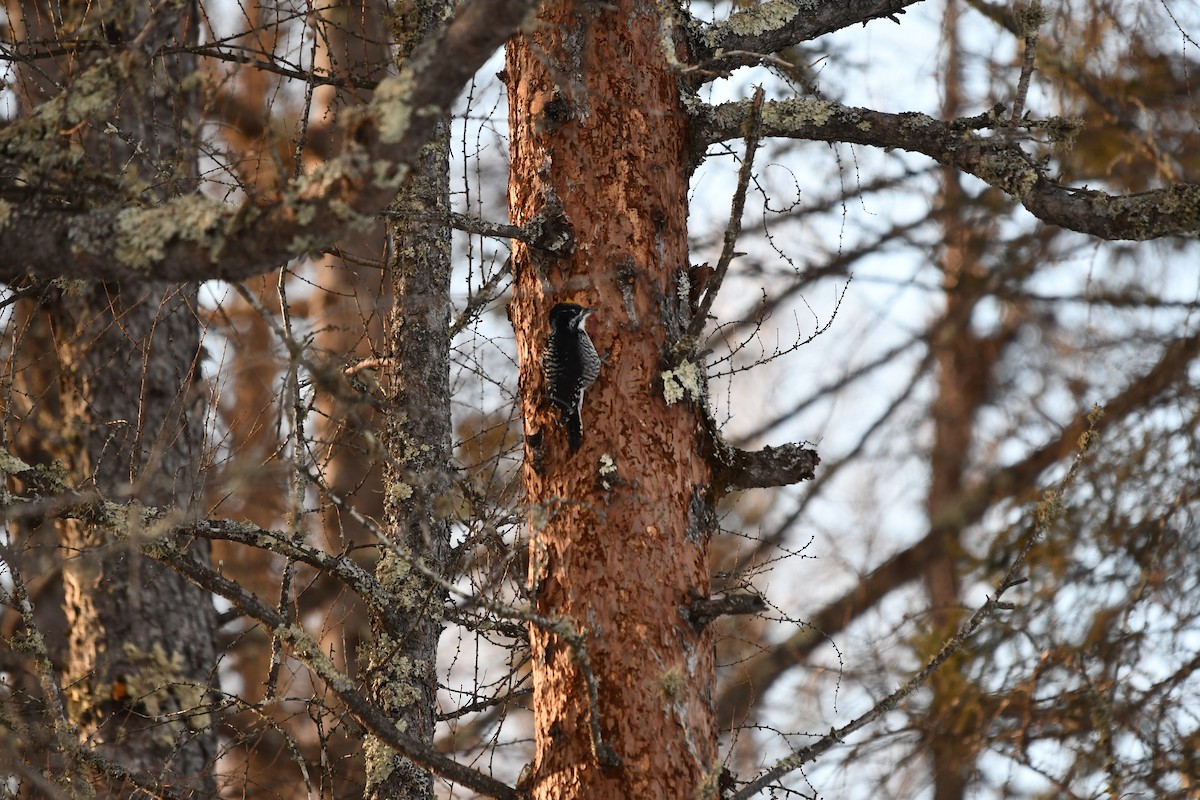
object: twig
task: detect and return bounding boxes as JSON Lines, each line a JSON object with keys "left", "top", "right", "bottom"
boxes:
{"left": 1008, "top": 1, "right": 1045, "bottom": 125}
{"left": 298, "top": 467, "right": 620, "bottom": 767}
{"left": 382, "top": 210, "right": 532, "bottom": 242}
{"left": 151, "top": 545, "right": 520, "bottom": 800}
{"left": 683, "top": 85, "right": 766, "bottom": 349}
{"left": 448, "top": 212, "right": 531, "bottom": 241}
{"left": 559, "top": 625, "right": 621, "bottom": 767}
{"left": 729, "top": 405, "right": 1103, "bottom": 800}
{"left": 0, "top": 545, "right": 100, "bottom": 798}
{"left": 451, "top": 256, "right": 513, "bottom": 336}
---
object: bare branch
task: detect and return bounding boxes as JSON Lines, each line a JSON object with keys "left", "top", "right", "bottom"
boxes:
{"left": 730, "top": 406, "right": 1103, "bottom": 800}
{"left": 682, "top": 591, "right": 767, "bottom": 629}
{"left": 718, "top": 442, "right": 820, "bottom": 491}
{"left": 695, "top": 0, "right": 924, "bottom": 75}
{"left": 717, "top": 328, "right": 1200, "bottom": 726}
{"left": 151, "top": 547, "right": 520, "bottom": 800}
{"left": 181, "top": 519, "right": 412, "bottom": 638}
{"left": 1008, "top": 2, "right": 1045, "bottom": 125}
{"left": 684, "top": 86, "right": 765, "bottom": 346}
{"left": 695, "top": 96, "right": 1200, "bottom": 240}
{"left": 451, "top": 257, "right": 512, "bottom": 336}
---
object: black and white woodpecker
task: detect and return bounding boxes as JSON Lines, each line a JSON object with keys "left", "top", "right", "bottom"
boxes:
{"left": 543, "top": 302, "right": 601, "bottom": 452}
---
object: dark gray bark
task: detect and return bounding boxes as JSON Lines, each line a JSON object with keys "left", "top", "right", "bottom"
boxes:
{"left": 696, "top": 0, "right": 924, "bottom": 72}
{"left": 2, "top": 0, "right": 221, "bottom": 792}
{"left": 56, "top": 283, "right": 219, "bottom": 793}
{"left": 366, "top": 0, "right": 454, "bottom": 796}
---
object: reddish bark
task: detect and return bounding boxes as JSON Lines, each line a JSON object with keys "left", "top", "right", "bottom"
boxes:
{"left": 506, "top": 2, "right": 719, "bottom": 798}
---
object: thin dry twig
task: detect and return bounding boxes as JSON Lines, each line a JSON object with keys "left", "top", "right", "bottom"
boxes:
{"left": 730, "top": 405, "right": 1103, "bottom": 800}
{"left": 683, "top": 85, "right": 766, "bottom": 348}
{"left": 1009, "top": 1, "right": 1045, "bottom": 125}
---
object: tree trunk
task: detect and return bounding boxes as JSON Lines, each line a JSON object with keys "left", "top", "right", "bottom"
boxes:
{"left": 507, "top": 2, "right": 719, "bottom": 798}
{"left": 367, "top": 0, "right": 453, "bottom": 797}
{"left": 924, "top": 5, "right": 991, "bottom": 796}
{"left": 56, "top": 284, "right": 219, "bottom": 792}
{"left": 5, "top": 0, "right": 220, "bottom": 792}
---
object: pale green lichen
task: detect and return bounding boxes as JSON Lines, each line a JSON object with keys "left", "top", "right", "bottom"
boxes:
{"left": 1034, "top": 116, "right": 1084, "bottom": 151}
{"left": 9, "top": 623, "right": 44, "bottom": 655}
{"left": 976, "top": 152, "right": 1039, "bottom": 199}
{"left": 364, "top": 734, "right": 396, "bottom": 788}
{"left": 287, "top": 233, "right": 321, "bottom": 256}
{"left": 0, "top": 447, "right": 32, "bottom": 475}
{"left": 114, "top": 195, "right": 225, "bottom": 270}
{"left": 276, "top": 624, "right": 353, "bottom": 692}
{"left": 1016, "top": 0, "right": 1048, "bottom": 35}
{"left": 598, "top": 454, "right": 617, "bottom": 476}
{"left": 662, "top": 361, "right": 701, "bottom": 406}
{"left": 33, "top": 460, "right": 70, "bottom": 492}
{"left": 371, "top": 75, "right": 415, "bottom": 144}
{"left": 598, "top": 453, "right": 617, "bottom": 490}
{"left": 658, "top": 667, "right": 686, "bottom": 700}
{"left": 0, "top": 61, "right": 120, "bottom": 173}
{"left": 293, "top": 201, "right": 317, "bottom": 226}
{"left": 771, "top": 96, "right": 835, "bottom": 127}
{"left": 49, "top": 277, "right": 86, "bottom": 295}
{"left": 327, "top": 198, "right": 360, "bottom": 222}
{"left": 373, "top": 655, "right": 425, "bottom": 709}
{"left": 375, "top": 552, "right": 413, "bottom": 590}
{"left": 705, "top": 0, "right": 813, "bottom": 44}
{"left": 386, "top": 481, "right": 414, "bottom": 504}
{"left": 101, "top": 500, "right": 164, "bottom": 541}
{"left": 903, "top": 112, "right": 937, "bottom": 128}
{"left": 121, "top": 642, "right": 210, "bottom": 731}
{"left": 384, "top": 414, "right": 424, "bottom": 466}
{"left": 372, "top": 159, "right": 411, "bottom": 189}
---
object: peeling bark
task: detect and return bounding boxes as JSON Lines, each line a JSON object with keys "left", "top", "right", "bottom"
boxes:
{"left": 507, "top": 2, "right": 720, "bottom": 797}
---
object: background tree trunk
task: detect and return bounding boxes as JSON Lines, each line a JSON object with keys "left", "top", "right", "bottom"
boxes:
{"left": 507, "top": 1, "right": 720, "bottom": 797}
{"left": 367, "top": 0, "right": 453, "bottom": 797}
{"left": 3, "top": 0, "right": 220, "bottom": 791}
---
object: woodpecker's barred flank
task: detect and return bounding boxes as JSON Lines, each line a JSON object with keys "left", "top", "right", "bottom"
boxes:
{"left": 544, "top": 302, "right": 600, "bottom": 452}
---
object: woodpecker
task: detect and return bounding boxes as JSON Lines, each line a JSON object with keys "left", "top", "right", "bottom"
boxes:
{"left": 543, "top": 302, "right": 601, "bottom": 452}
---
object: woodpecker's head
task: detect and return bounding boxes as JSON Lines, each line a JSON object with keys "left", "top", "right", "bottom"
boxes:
{"left": 549, "top": 302, "right": 594, "bottom": 335}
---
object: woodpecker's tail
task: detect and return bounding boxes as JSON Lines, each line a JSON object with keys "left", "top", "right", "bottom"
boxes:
{"left": 566, "top": 414, "right": 583, "bottom": 452}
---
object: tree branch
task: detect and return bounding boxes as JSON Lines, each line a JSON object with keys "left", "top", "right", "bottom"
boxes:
{"left": 180, "top": 519, "right": 412, "bottom": 639}
{"left": 682, "top": 591, "right": 767, "bottom": 630}
{"left": 151, "top": 547, "right": 519, "bottom": 800}
{"left": 695, "top": 96, "right": 1200, "bottom": 240}
{"left": 695, "top": 0, "right": 924, "bottom": 74}
{"left": 718, "top": 442, "right": 820, "bottom": 491}
{"left": 0, "top": 0, "right": 537, "bottom": 283}
{"left": 684, "top": 86, "right": 764, "bottom": 345}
